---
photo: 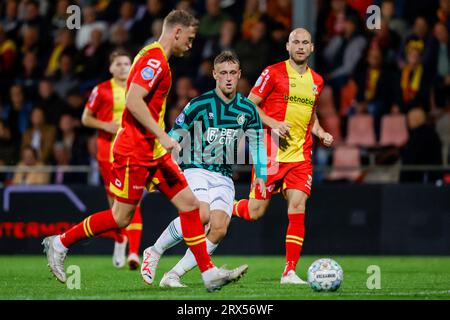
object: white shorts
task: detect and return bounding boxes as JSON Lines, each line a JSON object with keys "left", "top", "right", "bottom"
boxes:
{"left": 184, "top": 168, "right": 235, "bottom": 217}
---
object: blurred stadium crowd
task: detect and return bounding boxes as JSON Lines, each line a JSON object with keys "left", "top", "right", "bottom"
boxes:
{"left": 0, "top": 0, "right": 448, "bottom": 187}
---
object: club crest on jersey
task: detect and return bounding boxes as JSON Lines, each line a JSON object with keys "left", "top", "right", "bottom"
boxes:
{"left": 206, "top": 127, "right": 219, "bottom": 143}
{"left": 312, "top": 84, "right": 318, "bottom": 95}
{"left": 141, "top": 67, "right": 155, "bottom": 80}
{"left": 175, "top": 113, "right": 185, "bottom": 125}
{"left": 208, "top": 112, "right": 214, "bottom": 120}
{"left": 237, "top": 114, "right": 245, "bottom": 125}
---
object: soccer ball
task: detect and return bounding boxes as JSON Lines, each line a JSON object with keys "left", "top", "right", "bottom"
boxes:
{"left": 307, "top": 258, "right": 343, "bottom": 292}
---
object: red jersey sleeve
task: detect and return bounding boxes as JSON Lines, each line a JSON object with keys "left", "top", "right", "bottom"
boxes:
{"left": 250, "top": 67, "right": 276, "bottom": 100}
{"left": 311, "top": 69, "right": 325, "bottom": 110}
{"left": 129, "top": 52, "right": 167, "bottom": 92}
{"left": 85, "top": 85, "right": 102, "bottom": 113}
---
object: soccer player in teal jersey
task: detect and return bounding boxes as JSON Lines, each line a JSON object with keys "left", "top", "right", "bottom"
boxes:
{"left": 140, "top": 51, "right": 267, "bottom": 287}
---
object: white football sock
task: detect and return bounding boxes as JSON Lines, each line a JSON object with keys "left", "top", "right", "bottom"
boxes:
{"left": 153, "top": 217, "right": 183, "bottom": 255}
{"left": 172, "top": 238, "right": 218, "bottom": 277}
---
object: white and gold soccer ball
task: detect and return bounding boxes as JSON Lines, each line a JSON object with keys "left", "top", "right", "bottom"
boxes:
{"left": 307, "top": 258, "right": 343, "bottom": 292}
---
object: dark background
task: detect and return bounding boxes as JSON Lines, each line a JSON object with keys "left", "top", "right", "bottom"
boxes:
{"left": 1, "top": 184, "right": 449, "bottom": 255}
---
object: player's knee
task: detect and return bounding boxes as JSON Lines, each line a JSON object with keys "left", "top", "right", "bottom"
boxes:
{"left": 180, "top": 194, "right": 200, "bottom": 212}
{"left": 288, "top": 202, "right": 306, "bottom": 213}
{"left": 209, "top": 225, "right": 227, "bottom": 242}
{"left": 112, "top": 208, "right": 134, "bottom": 228}
{"left": 200, "top": 211, "right": 210, "bottom": 225}
{"left": 248, "top": 205, "right": 265, "bottom": 221}
{"left": 114, "top": 214, "right": 132, "bottom": 228}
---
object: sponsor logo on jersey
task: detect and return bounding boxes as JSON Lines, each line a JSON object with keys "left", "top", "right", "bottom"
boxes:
{"left": 148, "top": 67, "right": 163, "bottom": 88}
{"left": 132, "top": 185, "right": 145, "bottom": 190}
{"left": 255, "top": 76, "right": 263, "bottom": 87}
{"left": 259, "top": 75, "right": 270, "bottom": 93}
{"left": 141, "top": 67, "right": 155, "bottom": 80}
{"left": 206, "top": 127, "right": 238, "bottom": 145}
{"left": 175, "top": 113, "right": 185, "bottom": 125}
{"left": 284, "top": 94, "right": 315, "bottom": 106}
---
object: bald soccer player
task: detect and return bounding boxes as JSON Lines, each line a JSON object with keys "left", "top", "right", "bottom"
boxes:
{"left": 232, "top": 28, "right": 334, "bottom": 284}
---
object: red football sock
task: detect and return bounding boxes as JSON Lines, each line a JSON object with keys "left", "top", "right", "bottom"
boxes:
{"left": 60, "top": 209, "right": 119, "bottom": 248}
{"left": 98, "top": 229, "right": 125, "bottom": 243}
{"left": 126, "top": 206, "right": 143, "bottom": 255}
{"left": 283, "top": 213, "right": 305, "bottom": 276}
{"left": 232, "top": 199, "right": 254, "bottom": 221}
{"left": 178, "top": 208, "right": 214, "bottom": 273}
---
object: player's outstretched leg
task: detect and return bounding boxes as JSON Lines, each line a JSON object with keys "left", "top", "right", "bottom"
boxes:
{"left": 42, "top": 205, "right": 134, "bottom": 283}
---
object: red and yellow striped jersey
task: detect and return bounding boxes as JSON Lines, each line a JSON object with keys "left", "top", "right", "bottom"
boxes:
{"left": 85, "top": 78, "right": 126, "bottom": 162}
{"left": 251, "top": 60, "right": 324, "bottom": 163}
{"left": 113, "top": 42, "right": 171, "bottom": 165}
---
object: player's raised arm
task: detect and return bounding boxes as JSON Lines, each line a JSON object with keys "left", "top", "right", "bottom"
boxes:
{"left": 126, "top": 82, "right": 180, "bottom": 152}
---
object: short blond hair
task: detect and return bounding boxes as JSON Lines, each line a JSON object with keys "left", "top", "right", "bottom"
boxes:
{"left": 214, "top": 51, "right": 240, "bottom": 67}
{"left": 163, "top": 10, "right": 198, "bottom": 29}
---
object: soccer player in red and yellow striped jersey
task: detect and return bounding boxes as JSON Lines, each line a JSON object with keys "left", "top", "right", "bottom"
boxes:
{"left": 43, "top": 10, "right": 247, "bottom": 292}
{"left": 233, "top": 28, "right": 334, "bottom": 284}
{"left": 81, "top": 49, "right": 143, "bottom": 270}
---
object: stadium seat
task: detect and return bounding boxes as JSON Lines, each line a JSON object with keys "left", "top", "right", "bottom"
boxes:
{"left": 345, "top": 113, "right": 376, "bottom": 147}
{"left": 327, "top": 145, "right": 362, "bottom": 181}
{"left": 379, "top": 113, "right": 409, "bottom": 147}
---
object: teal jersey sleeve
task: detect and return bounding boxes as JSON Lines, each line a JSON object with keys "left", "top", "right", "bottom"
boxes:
{"left": 244, "top": 102, "right": 267, "bottom": 183}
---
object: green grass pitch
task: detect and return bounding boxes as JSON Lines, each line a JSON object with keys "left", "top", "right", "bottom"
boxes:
{"left": 1, "top": 255, "right": 450, "bottom": 300}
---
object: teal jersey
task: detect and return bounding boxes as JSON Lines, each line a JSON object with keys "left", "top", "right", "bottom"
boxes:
{"left": 170, "top": 90, "right": 267, "bottom": 180}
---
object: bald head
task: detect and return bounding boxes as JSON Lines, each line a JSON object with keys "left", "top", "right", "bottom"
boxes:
{"left": 289, "top": 28, "right": 312, "bottom": 43}
{"left": 287, "top": 28, "right": 314, "bottom": 65}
